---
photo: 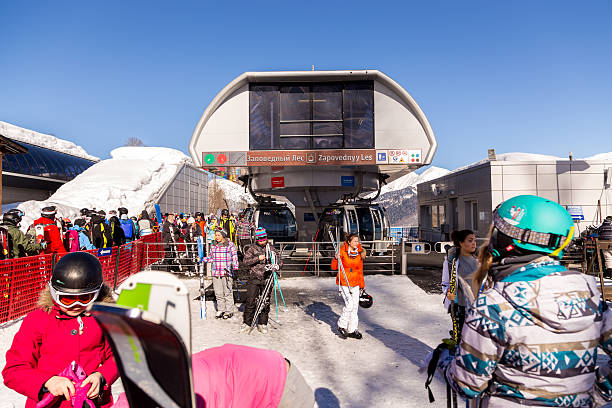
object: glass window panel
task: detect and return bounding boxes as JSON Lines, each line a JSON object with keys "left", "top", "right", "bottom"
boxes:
{"left": 280, "top": 86, "right": 310, "bottom": 121}
{"left": 280, "top": 136, "right": 309, "bottom": 150}
{"left": 313, "top": 137, "right": 343, "bottom": 149}
{"left": 432, "top": 205, "right": 439, "bottom": 228}
{"left": 2, "top": 154, "right": 19, "bottom": 173}
{"left": 280, "top": 123, "right": 309, "bottom": 136}
{"left": 312, "top": 85, "right": 342, "bottom": 121}
{"left": 249, "top": 85, "right": 279, "bottom": 150}
{"left": 343, "top": 83, "right": 374, "bottom": 148}
{"left": 313, "top": 122, "right": 342, "bottom": 136}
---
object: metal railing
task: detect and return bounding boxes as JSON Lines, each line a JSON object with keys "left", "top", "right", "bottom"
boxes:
{"left": 140, "top": 239, "right": 400, "bottom": 278}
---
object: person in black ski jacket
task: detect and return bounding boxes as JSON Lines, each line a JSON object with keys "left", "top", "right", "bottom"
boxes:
{"left": 109, "top": 216, "right": 126, "bottom": 247}
{"left": 91, "top": 212, "right": 112, "bottom": 249}
{"left": 162, "top": 214, "right": 183, "bottom": 268}
{"left": 240, "top": 228, "right": 282, "bottom": 334}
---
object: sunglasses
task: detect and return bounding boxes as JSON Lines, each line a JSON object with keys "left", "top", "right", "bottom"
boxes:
{"left": 49, "top": 283, "right": 100, "bottom": 308}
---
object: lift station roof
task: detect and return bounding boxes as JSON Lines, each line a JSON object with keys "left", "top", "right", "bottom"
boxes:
{"left": 189, "top": 70, "right": 437, "bottom": 205}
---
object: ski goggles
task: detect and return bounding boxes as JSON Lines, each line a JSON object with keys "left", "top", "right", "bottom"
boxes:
{"left": 49, "top": 283, "right": 100, "bottom": 308}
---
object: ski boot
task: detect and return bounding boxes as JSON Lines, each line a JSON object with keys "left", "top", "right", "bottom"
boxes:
{"left": 347, "top": 330, "right": 363, "bottom": 340}
{"left": 337, "top": 327, "right": 348, "bottom": 339}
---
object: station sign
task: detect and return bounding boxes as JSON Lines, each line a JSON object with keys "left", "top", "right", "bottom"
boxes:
{"left": 201, "top": 149, "right": 423, "bottom": 167}
{"left": 341, "top": 176, "right": 355, "bottom": 187}
{"left": 97, "top": 248, "right": 112, "bottom": 257}
{"left": 271, "top": 177, "right": 285, "bottom": 188}
{"left": 412, "top": 243, "right": 426, "bottom": 254}
{"left": 387, "top": 149, "right": 422, "bottom": 164}
{"left": 566, "top": 205, "right": 584, "bottom": 221}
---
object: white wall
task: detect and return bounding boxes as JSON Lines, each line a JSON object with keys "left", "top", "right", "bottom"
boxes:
{"left": 193, "top": 84, "right": 249, "bottom": 153}
{"left": 373, "top": 81, "right": 431, "bottom": 153}
{"left": 492, "top": 160, "right": 612, "bottom": 229}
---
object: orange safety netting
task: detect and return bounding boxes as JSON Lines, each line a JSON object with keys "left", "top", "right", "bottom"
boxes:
{"left": 0, "top": 233, "right": 163, "bottom": 324}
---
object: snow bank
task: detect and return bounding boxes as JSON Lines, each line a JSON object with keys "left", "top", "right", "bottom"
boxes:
{"left": 211, "top": 177, "right": 256, "bottom": 211}
{"left": 17, "top": 147, "right": 190, "bottom": 231}
{"left": 584, "top": 152, "right": 612, "bottom": 161}
{"left": 450, "top": 151, "right": 612, "bottom": 176}
{"left": 0, "top": 121, "right": 99, "bottom": 161}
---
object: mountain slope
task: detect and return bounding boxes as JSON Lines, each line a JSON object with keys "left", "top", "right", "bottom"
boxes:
{"left": 372, "top": 166, "right": 450, "bottom": 225}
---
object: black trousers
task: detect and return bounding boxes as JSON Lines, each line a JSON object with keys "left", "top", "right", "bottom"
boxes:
{"left": 243, "top": 277, "right": 272, "bottom": 325}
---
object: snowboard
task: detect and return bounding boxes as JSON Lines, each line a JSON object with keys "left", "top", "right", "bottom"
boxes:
{"left": 154, "top": 203, "right": 163, "bottom": 226}
{"left": 116, "top": 271, "right": 192, "bottom": 354}
{"left": 91, "top": 303, "right": 195, "bottom": 408}
{"left": 197, "top": 236, "right": 204, "bottom": 261}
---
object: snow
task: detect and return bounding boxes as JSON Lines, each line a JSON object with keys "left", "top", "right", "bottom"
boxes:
{"left": 17, "top": 147, "right": 191, "bottom": 232}
{"left": 372, "top": 166, "right": 451, "bottom": 197}
{"left": 211, "top": 177, "right": 256, "bottom": 210}
{"left": 449, "top": 151, "right": 612, "bottom": 176}
{"left": 0, "top": 275, "right": 452, "bottom": 407}
{"left": 584, "top": 152, "right": 612, "bottom": 161}
{"left": 0, "top": 121, "right": 99, "bottom": 161}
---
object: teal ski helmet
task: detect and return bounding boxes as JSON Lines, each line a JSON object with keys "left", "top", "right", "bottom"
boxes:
{"left": 491, "top": 195, "right": 574, "bottom": 259}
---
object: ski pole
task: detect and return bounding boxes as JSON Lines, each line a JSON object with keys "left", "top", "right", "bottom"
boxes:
{"left": 328, "top": 229, "right": 351, "bottom": 288}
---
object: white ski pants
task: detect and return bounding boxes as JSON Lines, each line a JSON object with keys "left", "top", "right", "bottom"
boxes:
{"left": 338, "top": 285, "right": 360, "bottom": 333}
{"left": 212, "top": 276, "right": 234, "bottom": 313}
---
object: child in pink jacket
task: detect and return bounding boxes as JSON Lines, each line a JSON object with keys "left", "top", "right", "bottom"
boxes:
{"left": 3, "top": 252, "right": 119, "bottom": 408}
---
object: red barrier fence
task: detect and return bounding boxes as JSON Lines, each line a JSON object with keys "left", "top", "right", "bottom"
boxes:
{"left": 0, "top": 233, "right": 163, "bottom": 324}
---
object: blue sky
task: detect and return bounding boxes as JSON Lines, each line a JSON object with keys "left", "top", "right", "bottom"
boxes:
{"left": 1, "top": 1, "right": 610, "bottom": 170}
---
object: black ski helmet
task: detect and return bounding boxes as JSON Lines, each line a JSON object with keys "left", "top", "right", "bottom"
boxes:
{"left": 2, "top": 212, "right": 22, "bottom": 225}
{"left": 41, "top": 206, "right": 57, "bottom": 219}
{"left": 118, "top": 207, "right": 128, "bottom": 215}
{"left": 221, "top": 209, "right": 229, "bottom": 217}
{"left": 80, "top": 208, "right": 89, "bottom": 216}
{"left": 359, "top": 290, "right": 373, "bottom": 308}
{"left": 51, "top": 252, "right": 103, "bottom": 294}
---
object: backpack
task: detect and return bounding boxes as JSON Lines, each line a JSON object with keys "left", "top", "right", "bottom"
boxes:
{"left": 0, "top": 226, "right": 11, "bottom": 259}
{"left": 120, "top": 219, "right": 133, "bottom": 239}
{"left": 66, "top": 230, "right": 79, "bottom": 252}
{"left": 34, "top": 224, "right": 45, "bottom": 244}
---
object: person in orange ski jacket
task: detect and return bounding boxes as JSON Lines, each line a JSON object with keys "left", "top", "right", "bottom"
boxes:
{"left": 331, "top": 232, "right": 365, "bottom": 340}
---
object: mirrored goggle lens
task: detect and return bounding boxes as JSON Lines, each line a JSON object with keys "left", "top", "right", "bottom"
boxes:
{"left": 58, "top": 293, "right": 96, "bottom": 306}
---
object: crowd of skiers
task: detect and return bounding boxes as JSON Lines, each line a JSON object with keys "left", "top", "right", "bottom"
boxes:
{"left": 0, "top": 205, "right": 158, "bottom": 260}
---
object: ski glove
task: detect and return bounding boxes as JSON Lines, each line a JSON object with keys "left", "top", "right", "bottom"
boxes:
{"left": 40, "top": 241, "right": 48, "bottom": 250}
{"left": 37, "top": 361, "right": 96, "bottom": 408}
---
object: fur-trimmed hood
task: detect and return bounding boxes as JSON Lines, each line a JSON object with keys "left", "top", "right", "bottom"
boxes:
{"left": 37, "top": 283, "right": 114, "bottom": 313}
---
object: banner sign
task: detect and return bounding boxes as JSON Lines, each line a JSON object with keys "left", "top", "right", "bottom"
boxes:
{"left": 202, "top": 149, "right": 423, "bottom": 167}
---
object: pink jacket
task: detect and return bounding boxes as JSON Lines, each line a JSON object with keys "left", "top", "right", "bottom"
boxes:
{"left": 113, "top": 344, "right": 287, "bottom": 408}
{"left": 2, "top": 289, "right": 118, "bottom": 408}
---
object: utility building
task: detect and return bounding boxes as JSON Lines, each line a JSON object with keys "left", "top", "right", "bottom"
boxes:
{"left": 417, "top": 154, "right": 612, "bottom": 242}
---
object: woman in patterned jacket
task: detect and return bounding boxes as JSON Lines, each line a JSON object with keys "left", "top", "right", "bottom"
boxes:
{"left": 441, "top": 195, "right": 612, "bottom": 407}
{"left": 203, "top": 229, "right": 239, "bottom": 320}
